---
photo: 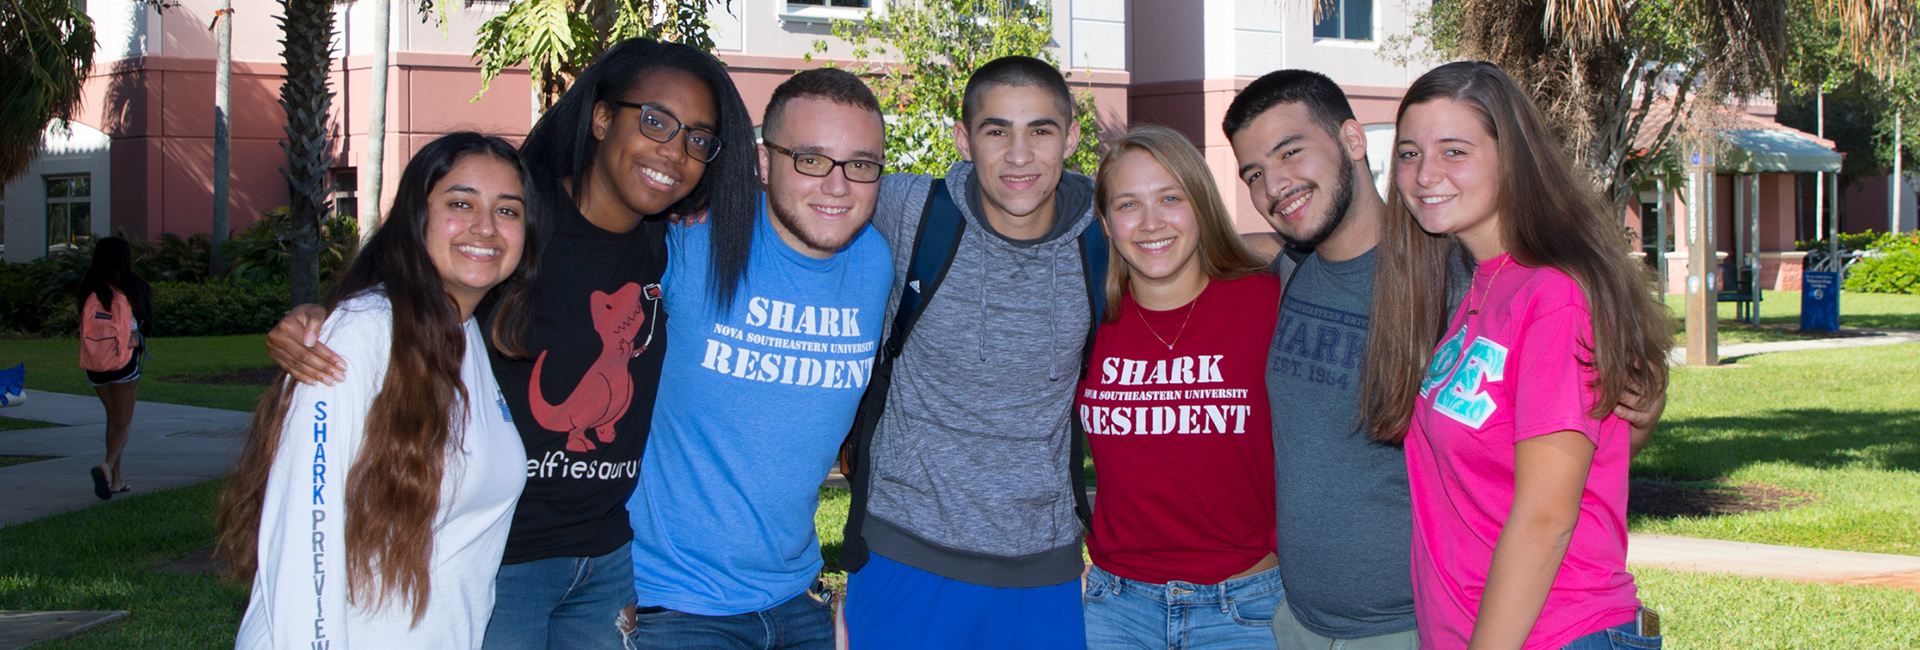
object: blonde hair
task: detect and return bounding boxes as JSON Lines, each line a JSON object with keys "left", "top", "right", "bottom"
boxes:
{"left": 1091, "top": 125, "right": 1267, "bottom": 321}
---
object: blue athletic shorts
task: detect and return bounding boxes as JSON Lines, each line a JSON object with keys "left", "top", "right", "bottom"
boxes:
{"left": 844, "top": 552, "right": 1085, "bottom": 650}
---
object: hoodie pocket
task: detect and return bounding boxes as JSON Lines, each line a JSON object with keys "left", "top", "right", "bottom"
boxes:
{"left": 877, "top": 412, "right": 1073, "bottom": 552}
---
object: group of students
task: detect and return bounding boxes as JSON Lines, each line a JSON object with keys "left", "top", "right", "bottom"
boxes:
{"left": 215, "top": 36, "right": 1672, "bottom": 650}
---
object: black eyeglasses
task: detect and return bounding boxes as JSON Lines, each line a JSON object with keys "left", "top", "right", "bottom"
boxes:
{"left": 762, "top": 142, "right": 885, "bottom": 183}
{"left": 611, "top": 101, "right": 723, "bottom": 163}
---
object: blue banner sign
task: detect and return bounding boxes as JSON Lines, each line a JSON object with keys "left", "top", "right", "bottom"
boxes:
{"left": 1801, "top": 271, "right": 1840, "bottom": 332}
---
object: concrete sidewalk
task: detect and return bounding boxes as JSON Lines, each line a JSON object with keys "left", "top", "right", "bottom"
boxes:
{"left": 1670, "top": 327, "right": 1920, "bottom": 364}
{"left": 0, "top": 389, "right": 248, "bottom": 527}
{"left": 1629, "top": 533, "right": 1920, "bottom": 590}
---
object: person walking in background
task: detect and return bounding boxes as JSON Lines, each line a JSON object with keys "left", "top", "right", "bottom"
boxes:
{"left": 219, "top": 132, "right": 539, "bottom": 648}
{"left": 1365, "top": 61, "right": 1671, "bottom": 650}
{"left": 1075, "top": 125, "right": 1282, "bottom": 649}
{"left": 75, "top": 236, "right": 151, "bottom": 500}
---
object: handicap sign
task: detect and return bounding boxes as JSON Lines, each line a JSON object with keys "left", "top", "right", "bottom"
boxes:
{"left": 1801, "top": 271, "right": 1840, "bottom": 332}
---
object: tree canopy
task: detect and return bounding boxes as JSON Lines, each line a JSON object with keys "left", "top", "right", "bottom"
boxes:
{"left": 810, "top": 0, "right": 1105, "bottom": 175}
{"left": 0, "top": 0, "right": 94, "bottom": 183}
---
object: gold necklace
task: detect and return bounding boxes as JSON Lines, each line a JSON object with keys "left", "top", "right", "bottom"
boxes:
{"left": 1468, "top": 256, "right": 1509, "bottom": 315}
{"left": 1136, "top": 287, "right": 1202, "bottom": 351}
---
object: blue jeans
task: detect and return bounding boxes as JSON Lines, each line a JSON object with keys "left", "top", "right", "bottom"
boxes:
{"left": 1082, "top": 564, "right": 1284, "bottom": 650}
{"left": 481, "top": 543, "right": 637, "bottom": 650}
{"left": 621, "top": 588, "right": 834, "bottom": 650}
{"left": 1558, "top": 617, "right": 1662, "bottom": 650}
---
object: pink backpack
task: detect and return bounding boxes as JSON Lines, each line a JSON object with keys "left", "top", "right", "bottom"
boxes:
{"left": 79, "top": 290, "right": 138, "bottom": 373}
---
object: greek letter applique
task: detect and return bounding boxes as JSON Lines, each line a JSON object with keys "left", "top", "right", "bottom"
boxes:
{"left": 1428, "top": 336, "right": 1509, "bottom": 429}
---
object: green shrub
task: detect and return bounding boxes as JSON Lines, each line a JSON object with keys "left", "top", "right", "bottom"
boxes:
{"left": 148, "top": 279, "right": 292, "bottom": 337}
{"left": 0, "top": 250, "right": 87, "bottom": 334}
{"left": 1797, "top": 230, "right": 1884, "bottom": 253}
{"left": 33, "top": 279, "right": 288, "bottom": 338}
{"left": 1843, "top": 231, "right": 1920, "bottom": 295}
{"left": 226, "top": 208, "right": 360, "bottom": 284}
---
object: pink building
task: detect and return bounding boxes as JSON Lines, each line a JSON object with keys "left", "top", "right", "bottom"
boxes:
{"left": 5, "top": 0, "right": 1870, "bottom": 285}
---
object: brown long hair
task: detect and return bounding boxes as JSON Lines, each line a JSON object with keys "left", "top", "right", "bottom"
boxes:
{"left": 1360, "top": 61, "right": 1671, "bottom": 443}
{"left": 216, "top": 133, "right": 540, "bottom": 623}
{"left": 1092, "top": 125, "right": 1267, "bottom": 322}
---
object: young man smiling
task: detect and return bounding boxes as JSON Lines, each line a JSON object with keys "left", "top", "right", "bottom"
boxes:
{"left": 620, "top": 68, "right": 893, "bottom": 650}
{"left": 840, "top": 56, "right": 1099, "bottom": 649}
{"left": 1223, "top": 69, "right": 1665, "bottom": 650}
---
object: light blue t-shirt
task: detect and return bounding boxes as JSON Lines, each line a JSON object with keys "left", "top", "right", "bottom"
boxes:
{"left": 628, "top": 196, "right": 892, "bottom": 616}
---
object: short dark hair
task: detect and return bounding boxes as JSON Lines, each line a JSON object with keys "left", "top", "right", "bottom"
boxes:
{"left": 763, "top": 67, "right": 884, "bottom": 142}
{"left": 1221, "top": 69, "right": 1357, "bottom": 140}
{"left": 961, "top": 56, "right": 1074, "bottom": 128}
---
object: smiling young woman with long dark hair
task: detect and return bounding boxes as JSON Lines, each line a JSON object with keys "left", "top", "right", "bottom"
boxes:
{"left": 261, "top": 39, "right": 761, "bottom": 649}
{"left": 220, "top": 132, "right": 539, "bottom": 647}
{"left": 1363, "top": 61, "right": 1671, "bottom": 650}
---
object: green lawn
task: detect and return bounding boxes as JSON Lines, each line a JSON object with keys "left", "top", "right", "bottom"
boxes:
{"left": 0, "top": 335, "right": 274, "bottom": 412}
{"left": 0, "top": 415, "right": 56, "bottom": 431}
{"left": 1663, "top": 290, "right": 1920, "bottom": 344}
{"left": 1631, "top": 343, "right": 1920, "bottom": 556}
{"left": 1635, "top": 567, "right": 1920, "bottom": 649}
{"left": 0, "top": 480, "right": 247, "bottom": 649}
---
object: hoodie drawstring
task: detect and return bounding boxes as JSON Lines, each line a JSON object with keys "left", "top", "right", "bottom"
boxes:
{"left": 1046, "top": 245, "right": 1061, "bottom": 381}
{"left": 977, "top": 235, "right": 989, "bottom": 362}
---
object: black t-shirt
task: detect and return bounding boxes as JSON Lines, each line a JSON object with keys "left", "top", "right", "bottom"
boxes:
{"left": 486, "top": 197, "right": 669, "bottom": 565}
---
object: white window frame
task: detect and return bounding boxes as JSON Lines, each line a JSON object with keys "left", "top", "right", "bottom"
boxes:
{"left": 1311, "top": 0, "right": 1374, "bottom": 43}
{"left": 780, "top": 0, "right": 883, "bottom": 25}
{"left": 44, "top": 174, "right": 92, "bottom": 252}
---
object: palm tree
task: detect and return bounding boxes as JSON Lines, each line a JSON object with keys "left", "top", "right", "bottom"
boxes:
{"left": 470, "top": 0, "right": 718, "bottom": 110}
{"left": 1407, "top": 0, "right": 1916, "bottom": 214}
{"left": 277, "top": 0, "right": 335, "bottom": 305}
{"left": 0, "top": 0, "right": 94, "bottom": 183}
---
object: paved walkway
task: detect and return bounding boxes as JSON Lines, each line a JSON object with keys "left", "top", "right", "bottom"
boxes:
{"left": 1670, "top": 327, "right": 1920, "bottom": 364}
{"left": 0, "top": 389, "right": 248, "bottom": 527}
{"left": 1629, "top": 534, "right": 1920, "bottom": 590}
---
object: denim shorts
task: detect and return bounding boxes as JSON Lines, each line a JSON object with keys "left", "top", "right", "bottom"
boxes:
{"left": 1082, "top": 564, "right": 1284, "bottom": 650}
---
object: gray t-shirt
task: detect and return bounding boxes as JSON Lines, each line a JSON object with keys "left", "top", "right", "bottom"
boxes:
{"left": 1268, "top": 248, "right": 1417, "bottom": 638}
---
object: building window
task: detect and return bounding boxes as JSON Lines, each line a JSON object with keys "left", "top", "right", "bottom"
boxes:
{"left": 45, "top": 175, "right": 91, "bottom": 251}
{"left": 1313, "top": 0, "right": 1372, "bottom": 41}
{"left": 333, "top": 169, "right": 358, "bottom": 221}
{"left": 782, "top": 0, "right": 877, "bottom": 23}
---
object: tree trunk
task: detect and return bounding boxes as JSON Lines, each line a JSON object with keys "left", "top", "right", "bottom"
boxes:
{"left": 278, "top": 0, "right": 336, "bottom": 306}
{"left": 212, "top": 0, "right": 232, "bottom": 275}
{"left": 362, "top": 0, "right": 389, "bottom": 239}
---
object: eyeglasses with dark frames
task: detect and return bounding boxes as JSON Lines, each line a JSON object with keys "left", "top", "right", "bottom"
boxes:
{"left": 761, "top": 142, "right": 885, "bottom": 183}
{"left": 610, "top": 101, "right": 723, "bottom": 163}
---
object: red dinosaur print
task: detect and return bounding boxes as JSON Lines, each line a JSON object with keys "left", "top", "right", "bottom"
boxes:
{"left": 529, "top": 283, "right": 650, "bottom": 452}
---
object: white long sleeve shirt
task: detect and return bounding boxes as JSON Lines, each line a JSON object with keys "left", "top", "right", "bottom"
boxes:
{"left": 237, "top": 292, "right": 526, "bottom": 649}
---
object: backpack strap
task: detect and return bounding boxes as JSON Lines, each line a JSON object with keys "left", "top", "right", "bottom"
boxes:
{"left": 884, "top": 181, "right": 967, "bottom": 360}
{"left": 841, "top": 179, "right": 966, "bottom": 573}
{"left": 1068, "top": 218, "right": 1108, "bottom": 529}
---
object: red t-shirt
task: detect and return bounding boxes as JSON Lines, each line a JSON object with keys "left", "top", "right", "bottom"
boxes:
{"left": 1076, "top": 273, "right": 1281, "bottom": 585}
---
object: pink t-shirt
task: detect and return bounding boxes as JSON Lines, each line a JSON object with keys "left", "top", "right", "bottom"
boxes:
{"left": 1405, "top": 255, "right": 1639, "bottom": 650}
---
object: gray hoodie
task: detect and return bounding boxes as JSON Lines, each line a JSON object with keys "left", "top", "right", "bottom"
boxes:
{"left": 857, "top": 161, "right": 1098, "bottom": 588}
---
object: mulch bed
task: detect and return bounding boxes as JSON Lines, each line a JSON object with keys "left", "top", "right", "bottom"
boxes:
{"left": 159, "top": 368, "right": 282, "bottom": 386}
{"left": 1630, "top": 475, "right": 1817, "bottom": 519}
